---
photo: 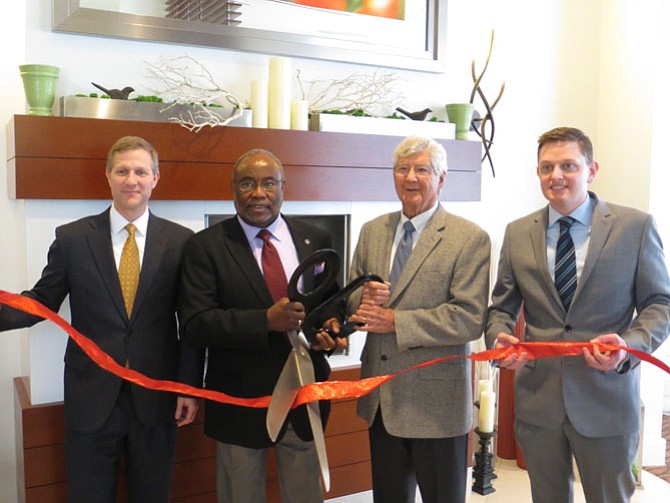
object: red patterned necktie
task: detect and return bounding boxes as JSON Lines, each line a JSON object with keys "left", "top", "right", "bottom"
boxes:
{"left": 257, "top": 229, "right": 288, "bottom": 302}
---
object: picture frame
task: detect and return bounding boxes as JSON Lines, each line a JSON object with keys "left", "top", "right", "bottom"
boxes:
{"left": 52, "top": 0, "right": 447, "bottom": 73}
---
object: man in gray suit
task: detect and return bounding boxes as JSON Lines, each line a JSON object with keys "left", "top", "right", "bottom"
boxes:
{"left": 486, "top": 126, "right": 670, "bottom": 503}
{"left": 347, "top": 135, "right": 491, "bottom": 503}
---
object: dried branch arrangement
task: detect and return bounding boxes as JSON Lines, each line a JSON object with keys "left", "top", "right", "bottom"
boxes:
{"left": 469, "top": 30, "right": 505, "bottom": 177}
{"left": 144, "top": 55, "right": 243, "bottom": 132}
{"left": 298, "top": 69, "right": 404, "bottom": 117}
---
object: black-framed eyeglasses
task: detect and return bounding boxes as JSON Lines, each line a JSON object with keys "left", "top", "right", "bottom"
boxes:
{"left": 235, "top": 179, "right": 284, "bottom": 193}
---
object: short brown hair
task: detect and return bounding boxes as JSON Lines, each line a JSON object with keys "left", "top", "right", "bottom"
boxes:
{"left": 106, "top": 136, "right": 159, "bottom": 175}
{"left": 537, "top": 127, "right": 593, "bottom": 164}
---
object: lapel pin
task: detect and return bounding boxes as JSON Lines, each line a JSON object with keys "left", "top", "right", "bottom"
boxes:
{"left": 304, "top": 238, "right": 311, "bottom": 245}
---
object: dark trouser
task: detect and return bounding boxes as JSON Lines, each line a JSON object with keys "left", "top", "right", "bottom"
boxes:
{"left": 369, "top": 410, "right": 468, "bottom": 503}
{"left": 64, "top": 382, "right": 177, "bottom": 503}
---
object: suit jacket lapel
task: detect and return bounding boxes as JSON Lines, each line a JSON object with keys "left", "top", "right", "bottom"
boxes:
{"left": 132, "top": 213, "right": 164, "bottom": 320}
{"left": 85, "top": 209, "right": 128, "bottom": 319}
{"left": 575, "top": 197, "right": 612, "bottom": 297}
{"left": 223, "top": 218, "right": 271, "bottom": 304}
{"left": 530, "top": 208, "right": 564, "bottom": 309}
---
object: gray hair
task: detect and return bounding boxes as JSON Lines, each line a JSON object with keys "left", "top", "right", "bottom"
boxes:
{"left": 393, "top": 136, "right": 448, "bottom": 176}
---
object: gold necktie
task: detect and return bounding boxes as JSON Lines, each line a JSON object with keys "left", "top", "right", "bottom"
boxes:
{"left": 119, "top": 223, "right": 140, "bottom": 317}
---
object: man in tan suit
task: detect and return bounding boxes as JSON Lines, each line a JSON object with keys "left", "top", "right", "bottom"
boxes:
{"left": 347, "top": 135, "right": 491, "bottom": 503}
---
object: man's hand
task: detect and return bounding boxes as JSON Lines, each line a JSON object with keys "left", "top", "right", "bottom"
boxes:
{"left": 360, "top": 280, "right": 391, "bottom": 307}
{"left": 175, "top": 397, "right": 199, "bottom": 427}
{"left": 583, "top": 333, "right": 627, "bottom": 371}
{"left": 312, "top": 317, "right": 348, "bottom": 352}
{"left": 267, "top": 298, "right": 305, "bottom": 332}
{"left": 349, "top": 304, "right": 395, "bottom": 334}
{"left": 494, "top": 332, "right": 528, "bottom": 370}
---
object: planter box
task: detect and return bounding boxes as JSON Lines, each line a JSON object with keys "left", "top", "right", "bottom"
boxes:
{"left": 59, "top": 96, "right": 252, "bottom": 127}
{"left": 309, "top": 113, "right": 455, "bottom": 139}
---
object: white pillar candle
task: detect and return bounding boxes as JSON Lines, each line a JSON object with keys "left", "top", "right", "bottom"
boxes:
{"left": 291, "top": 99, "right": 309, "bottom": 131}
{"left": 479, "top": 390, "right": 496, "bottom": 433}
{"left": 478, "top": 379, "right": 493, "bottom": 397}
{"left": 250, "top": 80, "right": 268, "bottom": 128}
{"left": 268, "top": 57, "right": 292, "bottom": 130}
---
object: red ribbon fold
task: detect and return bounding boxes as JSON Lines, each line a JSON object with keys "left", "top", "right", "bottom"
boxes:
{"left": 1, "top": 290, "right": 668, "bottom": 410}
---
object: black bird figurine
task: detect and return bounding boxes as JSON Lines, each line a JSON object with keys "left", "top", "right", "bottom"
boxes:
{"left": 396, "top": 107, "right": 432, "bottom": 121}
{"left": 91, "top": 82, "right": 135, "bottom": 100}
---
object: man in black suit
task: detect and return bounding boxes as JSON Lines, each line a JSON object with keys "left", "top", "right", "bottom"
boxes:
{"left": 178, "top": 148, "right": 343, "bottom": 503}
{"left": 0, "top": 136, "right": 203, "bottom": 502}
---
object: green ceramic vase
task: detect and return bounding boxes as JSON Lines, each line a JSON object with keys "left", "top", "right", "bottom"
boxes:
{"left": 445, "top": 103, "right": 475, "bottom": 140}
{"left": 19, "top": 64, "right": 60, "bottom": 116}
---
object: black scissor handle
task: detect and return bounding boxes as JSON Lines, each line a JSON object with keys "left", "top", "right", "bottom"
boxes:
{"left": 302, "top": 273, "right": 384, "bottom": 342}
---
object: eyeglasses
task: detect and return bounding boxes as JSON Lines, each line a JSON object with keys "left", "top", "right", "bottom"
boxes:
{"left": 235, "top": 179, "right": 284, "bottom": 193}
{"left": 394, "top": 164, "right": 434, "bottom": 177}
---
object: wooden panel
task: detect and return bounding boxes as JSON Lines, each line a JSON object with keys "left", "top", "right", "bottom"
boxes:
{"left": 7, "top": 115, "right": 482, "bottom": 202}
{"left": 25, "top": 482, "right": 67, "bottom": 503}
{"left": 24, "top": 444, "right": 66, "bottom": 488}
{"left": 171, "top": 457, "right": 217, "bottom": 499}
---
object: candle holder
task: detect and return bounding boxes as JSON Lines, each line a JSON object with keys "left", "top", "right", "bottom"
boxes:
{"left": 472, "top": 427, "right": 496, "bottom": 495}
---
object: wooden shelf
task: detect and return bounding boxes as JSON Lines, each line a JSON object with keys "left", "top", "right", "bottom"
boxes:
{"left": 6, "top": 115, "right": 482, "bottom": 201}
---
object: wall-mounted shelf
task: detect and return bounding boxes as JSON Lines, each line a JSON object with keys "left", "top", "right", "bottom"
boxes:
{"left": 6, "top": 115, "right": 481, "bottom": 201}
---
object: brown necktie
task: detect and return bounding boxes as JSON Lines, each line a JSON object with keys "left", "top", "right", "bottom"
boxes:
{"left": 258, "top": 229, "right": 288, "bottom": 302}
{"left": 119, "top": 223, "right": 140, "bottom": 317}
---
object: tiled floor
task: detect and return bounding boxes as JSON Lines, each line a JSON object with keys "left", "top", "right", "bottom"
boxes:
{"left": 326, "top": 458, "right": 670, "bottom": 502}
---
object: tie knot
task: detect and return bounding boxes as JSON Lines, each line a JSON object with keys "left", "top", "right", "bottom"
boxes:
{"left": 257, "top": 229, "right": 272, "bottom": 243}
{"left": 558, "top": 217, "right": 575, "bottom": 232}
{"left": 125, "top": 223, "right": 136, "bottom": 237}
{"left": 403, "top": 221, "right": 415, "bottom": 234}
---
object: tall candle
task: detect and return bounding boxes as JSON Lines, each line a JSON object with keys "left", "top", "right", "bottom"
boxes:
{"left": 291, "top": 99, "right": 309, "bottom": 131}
{"left": 478, "top": 379, "right": 493, "bottom": 396}
{"left": 479, "top": 390, "right": 496, "bottom": 433}
{"left": 250, "top": 80, "right": 268, "bottom": 128}
{"left": 268, "top": 57, "right": 292, "bottom": 129}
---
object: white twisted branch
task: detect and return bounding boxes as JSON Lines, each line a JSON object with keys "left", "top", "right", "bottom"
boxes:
{"left": 144, "top": 55, "right": 243, "bottom": 132}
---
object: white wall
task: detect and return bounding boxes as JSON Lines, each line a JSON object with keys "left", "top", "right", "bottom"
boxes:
{"left": 2, "top": 0, "right": 668, "bottom": 501}
{"left": 592, "top": 0, "right": 670, "bottom": 462}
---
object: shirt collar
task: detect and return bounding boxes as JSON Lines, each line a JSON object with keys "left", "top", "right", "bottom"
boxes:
{"left": 400, "top": 202, "right": 440, "bottom": 234}
{"left": 238, "top": 214, "right": 289, "bottom": 243}
{"left": 548, "top": 194, "right": 594, "bottom": 227}
{"left": 110, "top": 205, "right": 149, "bottom": 236}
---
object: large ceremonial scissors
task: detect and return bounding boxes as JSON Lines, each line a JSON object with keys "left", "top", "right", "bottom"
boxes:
{"left": 265, "top": 248, "right": 382, "bottom": 491}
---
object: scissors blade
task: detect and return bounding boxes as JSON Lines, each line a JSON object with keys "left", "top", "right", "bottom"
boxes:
{"left": 292, "top": 340, "right": 331, "bottom": 492}
{"left": 266, "top": 330, "right": 331, "bottom": 489}
{"left": 266, "top": 350, "right": 301, "bottom": 442}
{"left": 306, "top": 399, "right": 331, "bottom": 492}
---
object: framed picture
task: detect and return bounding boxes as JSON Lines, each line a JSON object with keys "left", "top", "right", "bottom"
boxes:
{"left": 53, "top": 0, "right": 447, "bottom": 72}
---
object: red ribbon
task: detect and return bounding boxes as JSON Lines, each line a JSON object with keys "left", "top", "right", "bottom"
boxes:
{"left": 1, "top": 290, "right": 668, "bottom": 410}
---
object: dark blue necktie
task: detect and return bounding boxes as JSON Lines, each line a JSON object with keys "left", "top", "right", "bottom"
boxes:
{"left": 390, "top": 221, "right": 415, "bottom": 290}
{"left": 555, "top": 216, "right": 577, "bottom": 310}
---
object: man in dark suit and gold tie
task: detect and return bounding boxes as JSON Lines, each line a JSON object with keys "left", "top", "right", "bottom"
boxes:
{"left": 347, "top": 136, "right": 491, "bottom": 503}
{"left": 178, "top": 148, "right": 343, "bottom": 503}
{"left": 0, "top": 136, "right": 203, "bottom": 502}
{"left": 486, "top": 126, "right": 670, "bottom": 502}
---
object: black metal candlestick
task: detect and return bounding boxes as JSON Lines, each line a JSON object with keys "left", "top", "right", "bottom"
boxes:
{"left": 472, "top": 427, "right": 496, "bottom": 495}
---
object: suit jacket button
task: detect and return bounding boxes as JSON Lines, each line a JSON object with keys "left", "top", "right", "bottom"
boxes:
{"left": 565, "top": 325, "right": 572, "bottom": 332}
{"left": 381, "top": 354, "right": 388, "bottom": 361}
